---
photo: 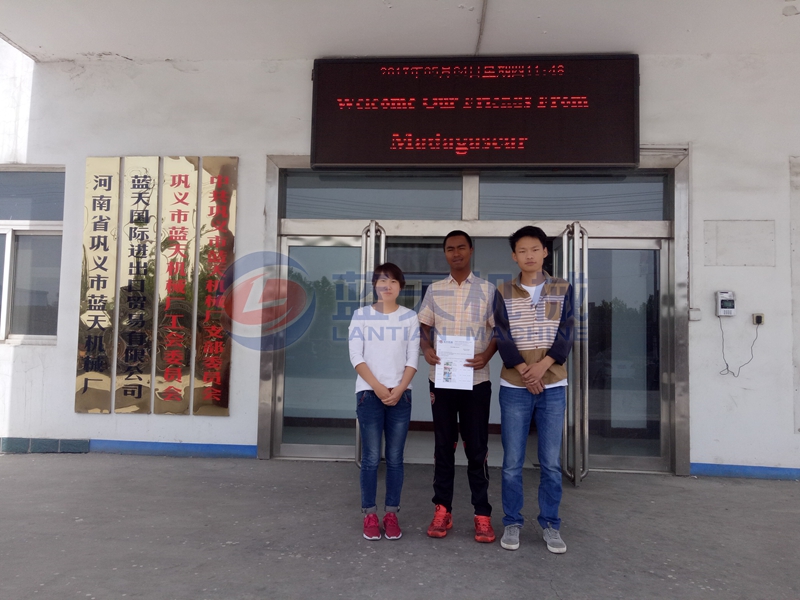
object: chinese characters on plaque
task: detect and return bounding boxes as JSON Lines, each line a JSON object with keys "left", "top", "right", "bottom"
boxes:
{"left": 155, "top": 157, "right": 199, "bottom": 415}
{"left": 116, "top": 157, "right": 158, "bottom": 413}
{"left": 75, "top": 156, "right": 238, "bottom": 415}
{"left": 75, "top": 158, "right": 121, "bottom": 413}
{"left": 194, "top": 158, "right": 237, "bottom": 416}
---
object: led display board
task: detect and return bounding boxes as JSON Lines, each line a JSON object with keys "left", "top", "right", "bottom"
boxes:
{"left": 311, "top": 55, "right": 639, "bottom": 168}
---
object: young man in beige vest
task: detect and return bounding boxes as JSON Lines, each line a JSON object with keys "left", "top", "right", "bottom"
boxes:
{"left": 494, "top": 226, "right": 574, "bottom": 553}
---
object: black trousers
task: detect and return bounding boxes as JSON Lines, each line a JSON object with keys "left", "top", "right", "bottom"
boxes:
{"left": 430, "top": 380, "right": 492, "bottom": 517}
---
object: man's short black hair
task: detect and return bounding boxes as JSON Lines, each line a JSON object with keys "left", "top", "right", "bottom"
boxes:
{"left": 443, "top": 230, "right": 473, "bottom": 250}
{"left": 509, "top": 226, "right": 548, "bottom": 251}
{"left": 372, "top": 262, "right": 406, "bottom": 295}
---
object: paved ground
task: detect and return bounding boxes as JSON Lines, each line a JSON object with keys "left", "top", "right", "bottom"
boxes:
{"left": 0, "top": 454, "right": 798, "bottom": 600}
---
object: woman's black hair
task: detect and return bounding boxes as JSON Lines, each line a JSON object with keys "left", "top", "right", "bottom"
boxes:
{"left": 372, "top": 262, "right": 406, "bottom": 297}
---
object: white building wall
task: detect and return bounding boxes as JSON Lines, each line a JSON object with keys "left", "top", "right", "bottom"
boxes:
{"left": 6, "top": 53, "right": 799, "bottom": 468}
{"left": 8, "top": 59, "right": 313, "bottom": 446}
{"left": 0, "top": 38, "right": 32, "bottom": 163}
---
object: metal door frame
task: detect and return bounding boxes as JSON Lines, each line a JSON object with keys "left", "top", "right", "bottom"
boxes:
{"left": 271, "top": 234, "right": 362, "bottom": 460}
{"left": 586, "top": 236, "right": 673, "bottom": 474}
{"left": 260, "top": 150, "right": 690, "bottom": 476}
{"left": 272, "top": 223, "right": 387, "bottom": 460}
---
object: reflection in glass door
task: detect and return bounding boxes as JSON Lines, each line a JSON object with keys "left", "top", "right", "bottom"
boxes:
{"left": 280, "top": 240, "right": 361, "bottom": 456}
{"left": 277, "top": 224, "right": 387, "bottom": 459}
{"left": 275, "top": 226, "right": 671, "bottom": 471}
{"left": 587, "top": 242, "right": 669, "bottom": 471}
{"left": 556, "top": 230, "right": 670, "bottom": 477}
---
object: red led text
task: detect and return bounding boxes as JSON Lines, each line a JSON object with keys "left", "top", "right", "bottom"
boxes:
{"left": 390, "top": 133, "right": 528, "bottom": 155}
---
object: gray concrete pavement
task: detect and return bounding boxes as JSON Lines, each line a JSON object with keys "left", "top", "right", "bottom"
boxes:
{"left": 0, "top": 453, "right": 798, "bottom": 600}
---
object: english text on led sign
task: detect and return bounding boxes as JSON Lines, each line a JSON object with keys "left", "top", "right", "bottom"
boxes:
{"left": 311, "top": 56, "right": 639, "bottom": 168}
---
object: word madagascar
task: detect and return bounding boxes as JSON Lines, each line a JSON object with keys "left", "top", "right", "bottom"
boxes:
{"left": 390, "top": 133, "right": 528, "bottom": 155}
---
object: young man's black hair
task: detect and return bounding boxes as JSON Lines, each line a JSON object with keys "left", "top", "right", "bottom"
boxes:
{"left": 508, "top": 226, "right": 548, "bottom": 252}
{"left": 443, "top": 230, "right": 473, "bottom": 250}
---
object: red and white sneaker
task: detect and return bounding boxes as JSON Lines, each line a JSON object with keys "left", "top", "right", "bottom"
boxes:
{"left": 363, "top": 513, "right": 381, "bottom": 540}
{"left": 426, "top": 504, "right": 453, "bottom": 538}
{"left": 474, "top": 515, "right": 496, "bottom": 543}
{"left": 383, "top": 513, "right": 402, "bottom": 540}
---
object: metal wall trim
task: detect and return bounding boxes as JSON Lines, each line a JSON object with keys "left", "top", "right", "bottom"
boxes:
{"left": 0, "top": 221, "right": 64, "bottom": 230}
{"left": 669, "top": 152, "right": 691, "bottom": 476}
{"left": 461, "top": 173, "right": 480, "bottom": 220}
{"left": 281, "top": 219, "right": 672, "bottom": 239}
{"left": 257, "top": 156, "right": 283, "bottom": 459}
{"left": 0, "top": 165, "right": 65, "bottom": 173}
{"left": 660, "top": 239, "right": 674, "bottom": 470}
{"left": 280, "top": 443, "right": 356, "bottom": 460}
{"left": 0, "top": 228, "right": 14, "bottom": 340}
{"left": 589, "top": 238, "right": 661, "bottom": 250}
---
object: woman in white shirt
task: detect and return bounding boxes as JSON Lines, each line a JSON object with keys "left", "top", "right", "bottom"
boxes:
{"left": 348, "top": 263, "right": 419, "bottom": 541}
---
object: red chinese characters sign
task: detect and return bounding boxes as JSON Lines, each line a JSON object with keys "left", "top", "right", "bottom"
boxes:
{"left": 193, "top": 157, "right": 237, "bottom": 415}
{"left": 154, "top": 157, "right": 199, "bottom": 415}
{"left": 75, "top": 156, "right": 236, "bottom": 417}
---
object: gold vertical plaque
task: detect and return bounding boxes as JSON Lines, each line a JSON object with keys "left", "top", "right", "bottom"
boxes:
{"left": 154, "top": 157, "right": 199, "bottom": 415}
{"left": 115, "top": 157, "right": 159, "bottom": 413}
{"left": 193, "top": 157, "right": 238, "bottom": 415}
{"left": 75, "top": 157, "right": 121, "bottom": 413}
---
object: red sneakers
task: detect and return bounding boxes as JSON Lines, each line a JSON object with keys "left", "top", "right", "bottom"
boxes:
{"left": 363, "top": 513, "right": 381, "bottom": 540}
{"left": 383, "top": 512, "right": 402, "bottom": 540}
{"left": 426, "top": 504, "right": 453, "bottom": 538}
{"left": 474, "top": 515, "right": 496, "bottom": 543}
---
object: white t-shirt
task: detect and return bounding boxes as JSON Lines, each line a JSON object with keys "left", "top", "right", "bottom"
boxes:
{"left": 348, "top": 305, "right": 420, "bottom": 393}
{"left": 521, "top": 281, "right": 544, "bottom": 306}
{"left": 500, "top": 280, "right": 567, "bottom": 390}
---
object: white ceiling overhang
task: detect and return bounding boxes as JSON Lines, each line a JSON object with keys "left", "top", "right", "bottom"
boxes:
{"left": 1, "top": 0, "right": 799, "bottom": 63}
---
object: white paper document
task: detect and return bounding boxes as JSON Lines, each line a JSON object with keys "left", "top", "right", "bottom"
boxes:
{"left": 434, "top": 335, "right": 475, "bottom": 390}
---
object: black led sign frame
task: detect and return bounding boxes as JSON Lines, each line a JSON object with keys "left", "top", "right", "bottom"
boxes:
{"left": 311, "top": 55, "right": 639, "bottom": 169}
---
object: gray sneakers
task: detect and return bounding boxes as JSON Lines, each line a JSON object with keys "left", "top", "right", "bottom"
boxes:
{"left": 542, "top": 526, "right": 567, "bottom": 554}
{"left": 500, "top": 525, "right": 520, "bottom": 550}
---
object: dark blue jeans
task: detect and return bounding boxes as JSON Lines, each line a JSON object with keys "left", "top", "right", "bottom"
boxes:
{"left": 356, "top": 389, "right": 412, "bottom": 513}
{"left": 499, "top": 385, "right": 566, "bottom": 530}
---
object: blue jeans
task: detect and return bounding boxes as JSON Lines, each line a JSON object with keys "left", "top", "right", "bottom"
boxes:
{"left": 499, "top": 385, "right": 566, "bottom": 530}
{"left": 356, "top": 389, "right": 412, "bottom": 513}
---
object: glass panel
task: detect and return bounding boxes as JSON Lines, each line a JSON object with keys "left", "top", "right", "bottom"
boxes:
{"left": 0, "top": 234, "right": 5, "bottom": 314}
{"left": 0, "top": 172, "right": 65, "bottom": 220}
{"left": 588, "top": 249, "right": 660, "bottom": 457}
{"left": 283, "top": 245, "right": 361, "bottom": 445}
{"left": 284, "top": 171, "right": 462, "bottom": 220}
{"left": 479, "top": 175, "right": 666, "bottom": 221}
{"left": 10, "top": 235, "right": 62, "bottom": 335}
